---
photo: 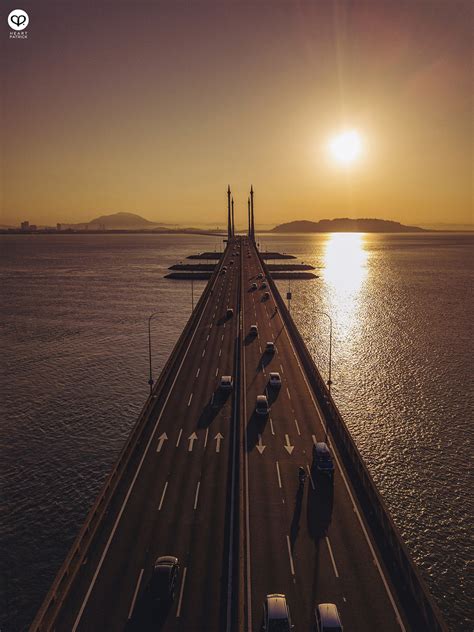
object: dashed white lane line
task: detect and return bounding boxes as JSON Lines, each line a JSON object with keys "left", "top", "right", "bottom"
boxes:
{"left": 269, "top": 418, "right": 275, "bottom": 436}
{"left": 176, "top": 428, "right": 183, "bottom": 447}
{"left": 326, "top": 536, "right": 340, "bottom": 578}
{"left": 202, "top": 349, "right": 206, "bottom": 358}
{"left": 286, "top": 535, "right": 295, "bottom": 576}
{"left": 222, "top": 334, "right": 225, "bottom": 341}
{"left": 280, "top": 364, "right": 284, "bottom": 374}
{"left": 286, "top": 387, "right": 291, "bottom": 400}
{"left": 176, "top": 566, "right": 187, "bottom": 617}
{"left": 312, "top": 434, "right": 317, "bottom": 446}
{"left": 204, "top": 427, "right": 209, "bottom": 448}
{"left": 128, "top": 568, "right": 144, "bottom": 619}
{"left": 294, "top": 418, "right": 301, "bottom": 435}
{"left": 158, "top": 481, "right": 168, "bottom": 511}
{"left": 276, "top": 461, "right": 282, "bottom": 488}
{"left": 219, "top": 348, "right": 222, "bottom": 357}
{"left": 215, "top": 367, "right": 219, "bottom": 377}
{"left": 306, "top": 464, "right": 315, "bottom": 490}
{"left": 196, "top": 368, "right": 200, "bottom": 378}
{"left": 206, "top": 334, "right": 210, "bottom": 341}
{"left": 194, "top": 481, "right": 201, "bottom": 510}
{"left": 188, "top": 393, "right": 193, "bottom": 406}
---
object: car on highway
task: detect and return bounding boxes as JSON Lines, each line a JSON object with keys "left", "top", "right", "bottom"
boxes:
{"left": 255, "top": 395, "right": 269, "bottom": 416}
{"left": 249, "top": 324, "right": 258, "bottom": 336}
{"left": 230, "top": 260, "right": 234, "bottom": 265}
{"left": 226, "top": 308, "right": 234, "bottom": 318}
{"left": 150, "top": 556, "right": 180, "bottom": 603}
{"left": 263, "top": 594, "right": 294, "bottom": 631}
{"left": 261, "top": 282, "right": 267, "bottom": 289}
{"left": 315, "top": 603, "right": 343, "bottom": 631}
{"left": 265, "top": 341, "right": 275, "bottom": 353}
{"left": 313, "top": 442, "right": 335, "bottom": 478}
{"left": 269, "top": 372, "right": 281, "bottom": 388}
{"left": 251, "top": 282, "right": 258, "bottom": 290}
{"left": 257, "top": 272, "right": 263, "bottom": 279}
{"left": 221, "top": 269, "right": 226, "bottom": 275}
{"left": 263, "top": 291, "right": 270, "bottom": 300}
{"left": 219, "top": 375, "right": 233, "bottom": 390}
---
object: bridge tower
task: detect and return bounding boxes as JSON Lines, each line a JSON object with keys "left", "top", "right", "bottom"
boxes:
{"left": 231, "top": 196, "right": 235, "bottom": 237}
{"left": 248, "top": 196, "right": 251, "bottom": 238}
{"left": 227, "top": 185, "right": 232, "bottom": 241}
{"left": 250, "top": 185, "right": 255, "bottom": 242}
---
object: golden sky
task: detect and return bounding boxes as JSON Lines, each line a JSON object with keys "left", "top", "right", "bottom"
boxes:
{"left": 1, "top": 1, "right": 472, "bottom": 227}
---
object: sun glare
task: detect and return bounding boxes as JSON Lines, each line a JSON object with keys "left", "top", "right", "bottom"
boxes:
{"left": 329, "top": 130, "right": 363, "bottom": 165}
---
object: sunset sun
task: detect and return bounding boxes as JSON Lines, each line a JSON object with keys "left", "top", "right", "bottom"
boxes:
{"left": 329, "top": 130, "right": 363, "bottom": 165}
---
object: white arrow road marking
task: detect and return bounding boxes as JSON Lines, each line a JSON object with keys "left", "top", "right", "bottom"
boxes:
{"left": 188, "top": 432, "right": 198, "bottom": 452}
{"left": 156, "top": 433, "right": 168, "bottom": 453}
{"left": 284, "top": 434, "right": 294, "bottom": 455}
{"left": 215, "top": 433, "right": 224, "bottom": 453}
{"left": 128, "top": 568, "right": 144, "bottom": 619}
{"left": 256, "top": 434, "right": 266, "bottom": 454}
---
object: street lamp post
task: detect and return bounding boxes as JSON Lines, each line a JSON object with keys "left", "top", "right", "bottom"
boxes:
{"left": 148, "top": 311, "right": 159, "bottom": 395}
{"left": 315, "top": 311, "right": 333, "bottom": 393}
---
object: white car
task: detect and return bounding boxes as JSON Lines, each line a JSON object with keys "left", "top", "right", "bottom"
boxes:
{"left": 315, "top": 603, "right": 343, "bottom": 632}
{"left": 263, "top": 594, "right": 293, "bottom": 631}
{"left": 249, "top": 325, "right": 258, "bottom": 336}
{"left": 269, "top": 372, "right": 281, "bottom": 388}
{"left": 265, "top": 341, "right": 276, "bottom": 354}
{"left": 219, "top": 376, "right": 233, "bottom": 390}
{"left": 255, "top": 395, "right": 269, "bottom": 416}
{"left": 257, "top": 273, "right": 263, "bottom": 279}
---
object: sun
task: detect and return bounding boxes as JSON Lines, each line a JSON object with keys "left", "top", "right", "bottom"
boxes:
{"left": 328, "top": 130, "right": 363, "bottom": 165}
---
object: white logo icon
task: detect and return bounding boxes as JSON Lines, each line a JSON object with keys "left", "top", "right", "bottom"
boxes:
{"left": 8, "top": 9, "right": 29, "bottom": 31}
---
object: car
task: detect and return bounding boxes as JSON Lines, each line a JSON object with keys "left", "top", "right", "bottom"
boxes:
{"left": 315, "top": 603, "right": 343, "bottom": 632}
{"left": 263, "top": 291, "right": 270, "bottom": 299}
{"left": 251, "top": 282, "right": 258, "bottom": 290}
{"left": 226, "top": 308, "right": 234, "bottom": 318}
{"left": 221, "top": 269, "right": 226, "bottom": 275}
{"left": 257, "top": 273, "right": 263, "bottom": 279}
{"left": 261, "top": 282, "right": 267, "bottom": 289}
{"left": 150, "top": 556, "right": 180, "bottom": 603}
{"left": 313, "top": 442, "right": 335, "bottom": 478}
{"left": 263, "top": 594, "right": 294, "bottom": 631}
{"left": 269, "top": 372, "right": 281, "bottom": 388}
{"left": 265, "top": 341, "right": 275, "bottom": 354}
{"left": 255, "top": 395, "right": 269, "bottom": 416}
{"left": 249, "top": 324, "right": 258, "bottom": 336}
{"left": 219, "top": 375, "right": 233, "bottom": 390}
{"left": 230, "top": 260, "right": 234, "bottom": 265}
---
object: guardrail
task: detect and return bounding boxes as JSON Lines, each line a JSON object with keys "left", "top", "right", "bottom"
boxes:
{"left": 30, "top": 248, "right": 225, "bottom": 631}
{"left": 259, "top": 249, "right": 448, "bottom": 632}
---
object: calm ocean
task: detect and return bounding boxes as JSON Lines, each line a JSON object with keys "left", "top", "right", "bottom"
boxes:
{"left": 1, "top": 233, "right": 472, "bottom": 631}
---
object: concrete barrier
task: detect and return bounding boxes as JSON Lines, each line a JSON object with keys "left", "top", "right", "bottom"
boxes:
{"left": 260, "top": 251, "right": 447, "bottom": 632}
{"left": 30, "top": 250, "right": 225, "bottom": 632}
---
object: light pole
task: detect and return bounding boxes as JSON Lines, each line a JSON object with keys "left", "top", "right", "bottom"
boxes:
{"left": 148, "top": 311, "right": 159, "bottom": 395}
{"left": 315, "top": 311, "right": 333, "bottom": 393}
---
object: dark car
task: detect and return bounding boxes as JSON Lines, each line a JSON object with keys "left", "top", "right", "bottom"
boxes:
{"left": 226, "top": 307, "right": 234, "bottom": 318}
{"left": 313, "top": 442, "right": 335, "bottom": 478}
{"left": 151, "top": 556, "right": 179, "bottom": 603}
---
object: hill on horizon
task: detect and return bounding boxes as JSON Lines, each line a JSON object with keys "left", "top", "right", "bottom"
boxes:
{"left": 79, "top": 212, "right": 161, "bottom": 229}
{"left": 272, "top": 218, "right": 426, "bottom": 233}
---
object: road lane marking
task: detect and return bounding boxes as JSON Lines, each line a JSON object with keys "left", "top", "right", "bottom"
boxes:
{"left": 158, "top": 481, "right": 168, "bottom": 511}
{"left": 204, "top": 427, "right": 209, "bottom": 448}
{"left": 188, "top": 432, "right": 198, "bottom": 451}
{"left": 202, "top": 349, "right": 206, "bottom": 357}
{"left": 256, "top": 434, "right": 266, "bottom": 454}
{"left": 128, "top": 568, "right": 144, "bottom": 619}
{"left": 156, "top": 432, "right": 168, "bottom": 452}
{"left": 270, "top": 418, "right": 275, "bottom": 435}
{"left": 276, "top": 461, "right": 282, "bottom": 488}
{"left": 312, "top": 434, "right": 317, "bottom": 446}
{"left": 194, "top": 481, "right": 201, "bottom": 509}
{"left": 219, "top": 348, "right": 222, "bottom": 356}
{"left": 176, "top": 428, "right": 183, "bottom": 447}
{"left": 306, "top": 464, "right": 315, "bottom": 490}
{"left": 215, "top": 367, "right": 219, "bottom": 377}
{"left": 286, "top": 387, "right": 291, "bottom": 399}
{"left": 284, "top": 434, "right": 295, "bottom": 455}
{"left": 196, "top": 368, "right": 200, "bottom": 378}
{"left": 188, "top": 393, "right": 193, "bottom": 406}
{"left": 215, "top": 432, "right": 224, "bottom": 452}
{"left": 176, "top": 567, "right": 187, "bottom": 617}
{"left": 286, "top": 536, "right": 295, "bottom": 575}
{"left": 280, "top": 364, "right": 284, "bottom": 373}
{"left": 294, "top": 418, "right": 301, "bottom": 435}
{"left": 326, "top": 537, "right": 340, "bottom": 578}
{"left": 222, "top": 334, "right": 225, "bottom": 341}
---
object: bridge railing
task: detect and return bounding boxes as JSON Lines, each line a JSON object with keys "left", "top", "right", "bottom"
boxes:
{"left": 30, "top": 250, "right": 224, "bottom": 631}
{"left": 259, "top": 250, "right": 447, "bottom": 632}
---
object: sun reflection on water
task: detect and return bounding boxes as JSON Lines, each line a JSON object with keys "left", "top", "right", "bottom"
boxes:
{"left": 322, "top": 233, "right": 368, "bottom": 334}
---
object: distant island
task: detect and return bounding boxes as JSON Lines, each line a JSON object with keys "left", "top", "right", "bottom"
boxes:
{"left": 272, "top": 218, "right": 426, "bottom": 233}
{"left": 64, "top": 212, "right": 163, "bottom": 230}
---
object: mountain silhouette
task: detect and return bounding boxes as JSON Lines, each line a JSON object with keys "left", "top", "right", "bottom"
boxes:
{"left": 272, "top": 218, "right": 426, "bottom": 233}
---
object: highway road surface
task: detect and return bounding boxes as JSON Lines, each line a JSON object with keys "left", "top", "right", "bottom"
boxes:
{"left": 48, "top": 236, "right": 411, "bottom": 632}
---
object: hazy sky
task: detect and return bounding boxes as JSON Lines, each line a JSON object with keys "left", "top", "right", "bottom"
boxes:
{"left": 1, "top": 0, "right": 472, "bottom": 227}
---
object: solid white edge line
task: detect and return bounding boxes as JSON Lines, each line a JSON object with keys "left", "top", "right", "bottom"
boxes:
{"left": 326, "top": 536, "right": 340, "bottom": 578}
{"left": 283, "top": 305, "right": 407, "bottom": 632}
{"left": 71, "top": 258, "right": 224, "bottom": 631}
{"left": 127, "top": 568, "right": 144, "bottom": 620}
{"left": 276, "top": 461, "right": 282, "bottom": 489}
{"left": 176, "top": 566, "right": 187, "bottom": 617}
{"left": 286, "top": 535, "right": 295, "bottom": 575}
{"left": 194, "top": 481, "right": 201, "bottom": 510}
{"left": 158, "top": 481, "right": 168, "bottom": 511}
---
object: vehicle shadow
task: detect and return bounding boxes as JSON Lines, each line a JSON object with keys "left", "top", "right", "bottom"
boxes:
{"left": 246, "top": 410, "right": 267, "bottom": 452}
{"left": 290, "top": 483, "right": 305, "bottom": 549}
{"left": 256, "top": 352, "right": 273, "bottom": 373}
{"left": 244, "top": 333, "right": 257, "bottom": 346}
{"left": 306, "top": 474, "right": 334, "bottom": 541}
{"left": 266, "top": 385, "right": 281, "bottom": 406}
{"left": 197, "top": 390, "right": 229, "bottom": 429}
{"left": 126, "top": 591, "right": 174, "bottom": 631}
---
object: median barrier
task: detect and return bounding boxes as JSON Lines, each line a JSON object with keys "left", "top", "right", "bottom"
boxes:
{"left": 259, "top": 250, "right": 447, "bottom": 632}
{"left": 30, "top": 248, "right": 226, "bottom": 631}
